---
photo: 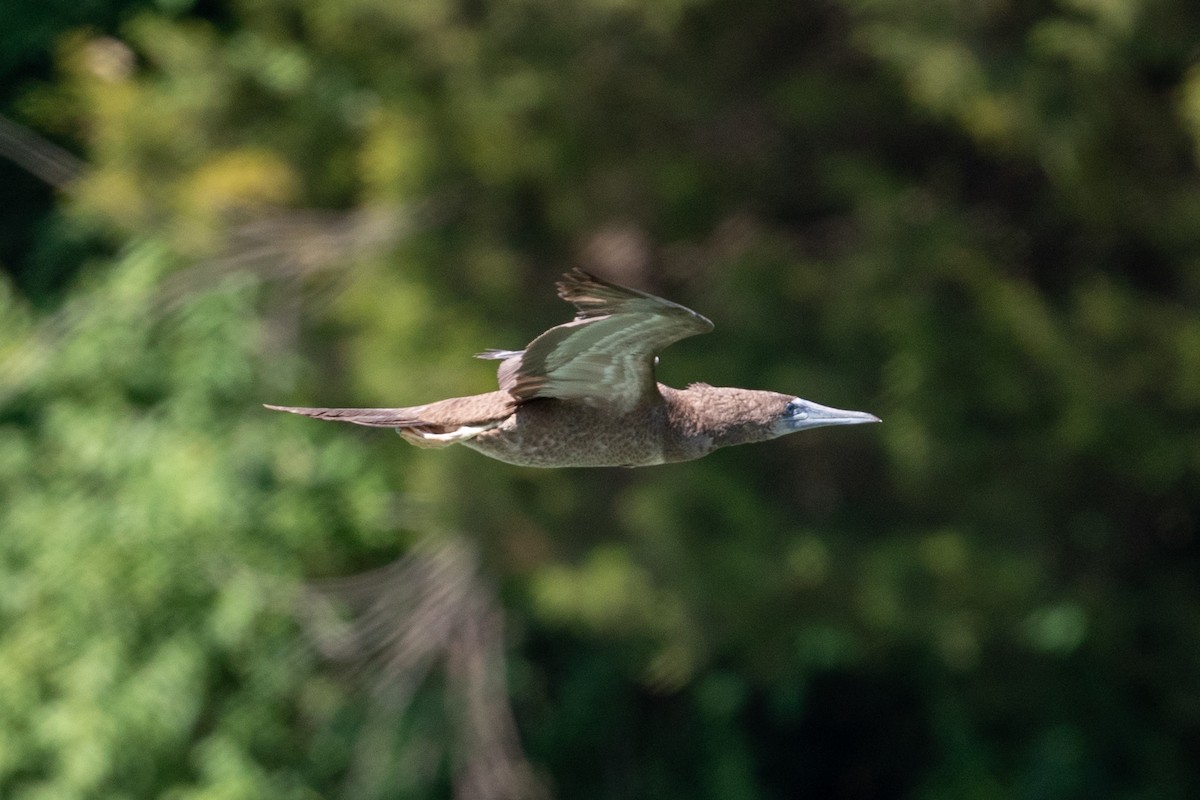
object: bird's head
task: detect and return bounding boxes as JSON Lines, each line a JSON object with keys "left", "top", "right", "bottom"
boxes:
{"left": 670, "top": 384, "right": 880, "bottom": 454}
{"left": 770, "top": 396, "right": 881, "bottom": 437}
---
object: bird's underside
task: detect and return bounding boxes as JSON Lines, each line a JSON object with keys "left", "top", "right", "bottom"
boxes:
{"left": 266, "top": 389, "right": 675, "bottom": 467}
{"left": 266, "top": 269, "right": 880, "bottom": 467}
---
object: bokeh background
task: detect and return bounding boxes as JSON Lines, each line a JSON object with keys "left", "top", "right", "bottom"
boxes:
{"left": 3, "top": 0, "right": 1200, "bottom": 797}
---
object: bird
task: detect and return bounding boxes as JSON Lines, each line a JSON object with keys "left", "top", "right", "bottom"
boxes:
{"left": 265, "top": 269, "right": 880, "bottom": 468}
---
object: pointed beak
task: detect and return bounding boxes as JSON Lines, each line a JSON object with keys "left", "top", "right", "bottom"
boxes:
{"left": 787, "top": 400, "right": 881, "bottom": 431}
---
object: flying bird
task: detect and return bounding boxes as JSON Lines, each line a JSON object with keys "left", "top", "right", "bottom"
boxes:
{"left": 266, "top": 270, "right": 880, "bottom": 467}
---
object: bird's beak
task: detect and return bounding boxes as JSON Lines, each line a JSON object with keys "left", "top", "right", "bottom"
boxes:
{"left": 787, "top": 400, "right": 881, "bottom": 431}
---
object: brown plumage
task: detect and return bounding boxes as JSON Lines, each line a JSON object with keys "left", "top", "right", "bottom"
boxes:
{"left": 266, "top": 270, "right": 879, "bottom": 467}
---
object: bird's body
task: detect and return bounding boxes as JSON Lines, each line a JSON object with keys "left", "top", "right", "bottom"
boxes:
{"left": 267, "top": 270, "right": 879, "bottom": 467}
{"left": 463, "top": 392, "right": 669, "bottom": 468}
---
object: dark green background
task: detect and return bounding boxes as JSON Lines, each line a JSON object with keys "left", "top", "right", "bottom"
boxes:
{"left": 2, "top": 0, "right": 1199, "bottom": 797}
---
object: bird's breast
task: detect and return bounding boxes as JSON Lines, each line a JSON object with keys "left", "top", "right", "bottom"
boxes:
{"left": 462, "top": 399, "right": 667, "bottom": 468}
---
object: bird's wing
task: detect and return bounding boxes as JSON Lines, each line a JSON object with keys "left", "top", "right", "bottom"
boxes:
{"left": 484, "top": 269, "right": 713, "bottom": 413}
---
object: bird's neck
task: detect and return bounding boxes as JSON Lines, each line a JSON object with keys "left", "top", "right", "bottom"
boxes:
{"left": 660, "top": 385, "right": 778, "bottom": 461}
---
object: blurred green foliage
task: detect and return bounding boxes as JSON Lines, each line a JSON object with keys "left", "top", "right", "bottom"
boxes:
{"left": 2, "top": 0, "right": 1200, "bottom": 797}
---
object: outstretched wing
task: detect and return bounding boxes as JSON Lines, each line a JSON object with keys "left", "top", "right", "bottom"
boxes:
{"left": 485, "top": 269, "right": 713, "bottom": 413}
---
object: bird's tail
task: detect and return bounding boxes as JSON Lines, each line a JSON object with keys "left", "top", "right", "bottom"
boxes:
{"left": 264, "top": 398, "right": 509, "bottom": 449}
{"left": 263, "top": 405, "right": 425, "bottom": 428}
{"left": 264, "top": 404, "right": 448, "bottom": 448}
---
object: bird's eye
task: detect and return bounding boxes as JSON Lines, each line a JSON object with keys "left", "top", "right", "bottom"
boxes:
{"left": 785, "top": 401, "right": 809, "bottom": 420}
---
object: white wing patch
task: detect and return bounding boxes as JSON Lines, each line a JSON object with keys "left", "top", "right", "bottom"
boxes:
{"left": 417, "top": 422, "right": 500, "bottom": 442}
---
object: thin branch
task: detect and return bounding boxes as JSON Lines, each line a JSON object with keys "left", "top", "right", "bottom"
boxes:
{"left": 298, "top": 538, "right": 549, "bottom": 800}
{"left": 0, "top": 113, "right": 85, "bottom": 190}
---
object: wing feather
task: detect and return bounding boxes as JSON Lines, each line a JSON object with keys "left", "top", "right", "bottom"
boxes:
{"left": 496, "top": 269, "right": 713, "bottom": 412}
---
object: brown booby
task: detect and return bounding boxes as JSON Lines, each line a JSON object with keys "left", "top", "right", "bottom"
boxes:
{"left": 266, "top": 270, "right": 880, "bottom": 467}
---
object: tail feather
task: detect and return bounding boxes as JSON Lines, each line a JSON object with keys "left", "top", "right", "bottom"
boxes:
{"left": 263, "top": 404, "right": 426, "bottom": 428}
{"left": 264, "top": 397, "right": 510, "bottom": 449}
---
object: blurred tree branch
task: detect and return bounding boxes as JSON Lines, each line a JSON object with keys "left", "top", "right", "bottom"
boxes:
{"left": 0, "top": 112, "right": 84, "bottom": 190}
{"left": 299, "top": 538, "right": 548, "bottom": 800}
